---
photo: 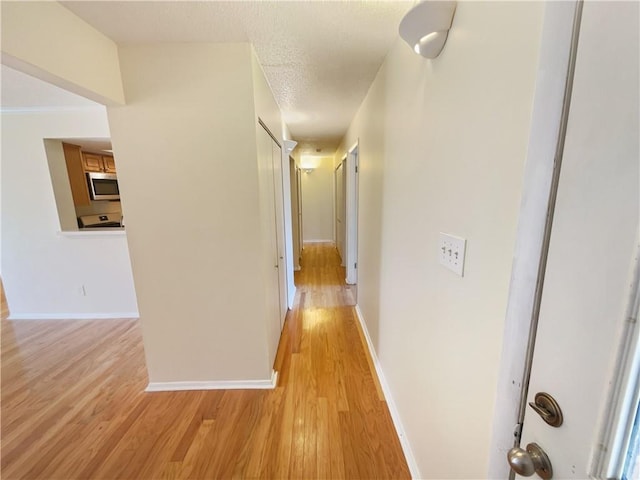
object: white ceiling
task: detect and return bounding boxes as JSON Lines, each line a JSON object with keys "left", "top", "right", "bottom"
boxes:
{"left": 59, "top": 0, "right": 414, "bottom": 155}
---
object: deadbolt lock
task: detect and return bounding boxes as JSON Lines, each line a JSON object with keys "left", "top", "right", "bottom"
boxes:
{"left": 528, "top": 392, "right": 563, "bottom": 427}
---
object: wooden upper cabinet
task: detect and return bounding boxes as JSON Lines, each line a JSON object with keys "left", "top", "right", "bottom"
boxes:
{"left": 102, "top": 156, "right": 117, "bottom": 173}
{"left": 63, "top": 143, "right": 91, "bottom": 207}
{"left": 82, "top": 152, "right": 117, "bottom": 174}
{"left": 82, "top": 153, "right": 104, "bottom": 173}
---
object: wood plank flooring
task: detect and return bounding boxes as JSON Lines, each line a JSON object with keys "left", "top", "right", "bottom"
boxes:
{"left": 1, "top": 244, "right": 410, "bottom": 479}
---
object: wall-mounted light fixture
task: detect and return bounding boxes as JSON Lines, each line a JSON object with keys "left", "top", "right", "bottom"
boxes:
{"left": 283, "top": 139, "right": 297, "bottom": 154}
{"left": 399, "top": 1, "right": 457, "bottom": 59}
{"left": 299, "top": 155, "right": 320, "bottom": 174}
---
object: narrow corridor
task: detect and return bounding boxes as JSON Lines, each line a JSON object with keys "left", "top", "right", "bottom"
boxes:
{"left": 279, "top": 242, "right": 411, "bottom": 478}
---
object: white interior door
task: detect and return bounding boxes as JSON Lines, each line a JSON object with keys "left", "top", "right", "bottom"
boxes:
{"left": 271, "top": 139, "right": 288, "bottom": 328}
{"left": 514, "top": 3, "right": 639, "bottom": 479}
{"left": 335, "top": 160, "right": 346, "bottom": 265}
{"left": 345, "top": 144, "right": 359, "bottom": 285}
{"left": 257, "top": 124, "right": 281, "bottom": 365}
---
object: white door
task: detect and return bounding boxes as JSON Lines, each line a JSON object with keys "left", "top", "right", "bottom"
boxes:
{"left": 271, "top": 139, "right": 288, "bottom": 327}
{"left": 513, "top": 3, "right": 638, "bottom": 479}
{"left": 257, "top": 125, "right": 281, "bottom": 364}
{"left": 335, "top": 160, "right": 346, "bottom": 265}
{"left": 345, "top": 145, "right": 359, "bottom": 285}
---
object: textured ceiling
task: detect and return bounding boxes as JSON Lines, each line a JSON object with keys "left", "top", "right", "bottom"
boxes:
{"left": 60, "top": 1, "right": 414, "bottom": 155}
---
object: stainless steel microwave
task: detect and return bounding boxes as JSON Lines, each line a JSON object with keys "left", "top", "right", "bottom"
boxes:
{"left": 87, "top": 172, "right": 120, "bottom": 201}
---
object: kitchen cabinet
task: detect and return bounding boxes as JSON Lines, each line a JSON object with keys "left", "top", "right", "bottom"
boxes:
{"left": 82, "top": 153, "right": 103, "bottom": 172}
{"left": 102, "top": 156, "right": 117, "bottom": 173}
{"left": 63, "top": 143, "right": 91, "bottom": 207}
{"left": 82, "top": 152, "right": 117, "bottom": 174}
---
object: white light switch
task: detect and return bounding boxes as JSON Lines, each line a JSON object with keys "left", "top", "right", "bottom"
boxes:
{"left": 438, "top": 233, "right": 466, "bottom": 276}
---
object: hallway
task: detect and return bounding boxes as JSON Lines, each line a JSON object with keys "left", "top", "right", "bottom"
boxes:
{"left": 1, "top": 244, "right": 410, "bottom": 479}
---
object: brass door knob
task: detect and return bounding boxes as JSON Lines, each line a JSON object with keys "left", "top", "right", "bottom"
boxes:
{"left": 507, "top": 443, "right": 553, "bottom": 479}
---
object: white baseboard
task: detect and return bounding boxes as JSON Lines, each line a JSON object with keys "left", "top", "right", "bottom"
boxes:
{"left": 146, "top": 370, "right": 279, "bottom": 392}
{"left": 354, "top": 305, "right": 421, "bottom": 479}
{"left": 303, "top": 240, "right": 334, "bottom": 244}
{"left": 7, "top": 312, "right": 139, "bottom": 320}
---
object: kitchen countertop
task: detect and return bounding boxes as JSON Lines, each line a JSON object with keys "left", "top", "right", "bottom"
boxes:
{"left": 58, "top": 228, "right": 126, "bottom": 237}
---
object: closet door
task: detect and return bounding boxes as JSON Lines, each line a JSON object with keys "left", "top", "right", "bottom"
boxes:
{"left": 258, "top": 125, "right": 281, "bottom": 365}
{"left": 335, "top": 160, "right": 346, "bottom": 265}
{"left": 271, "top": 140, "right": 288, "bottom": 327}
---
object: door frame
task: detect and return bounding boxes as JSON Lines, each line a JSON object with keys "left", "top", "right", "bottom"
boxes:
{"left": 591, "top": 245, "right": 640, "bottom": 479}
{"left": 296, "top": 166, "right": 303, "bottom": 261}
{"left": 290, "top": 157, "right": 301, "bottom": 272}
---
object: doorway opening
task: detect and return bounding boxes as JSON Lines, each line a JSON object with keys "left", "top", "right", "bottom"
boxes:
{"left": 290, "top": 157, "right": 302, "bottom": 272}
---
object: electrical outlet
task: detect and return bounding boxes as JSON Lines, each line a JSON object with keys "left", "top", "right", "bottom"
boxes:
{"left": 438, "top": 233, "right": 466, "bottom": 276}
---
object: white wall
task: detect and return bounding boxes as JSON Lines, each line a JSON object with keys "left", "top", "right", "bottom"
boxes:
{"left": 300, "top": 156, "right": 335, "bottom": 243}
{"left": 43, "top": 139, "right": 79, "bottom": 232}
{"left": 1, "top": 109, "right": 138, "bottom": 319}
{"left": 336, "top": 2, "right": 545, "bottom": 478}
{"left": 1, "top": 1, "right": 124, "bottom": 105}
{"left": 108, "top": 43, "right": 272, "bottom": 384}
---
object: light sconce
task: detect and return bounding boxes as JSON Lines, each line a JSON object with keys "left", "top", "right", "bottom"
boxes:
{"left": 300, "top": 155, "right": 320, "bottom": 173}
{"left": 399, "top": 1, "right": 457, "bottom": 59}
{"left": 283, "top": 139, "right": 298, "bottom": 154}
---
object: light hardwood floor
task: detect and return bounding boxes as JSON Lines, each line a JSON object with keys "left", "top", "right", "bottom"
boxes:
{"left": 1, "top": 244, "right": 410, "bottom": 479}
